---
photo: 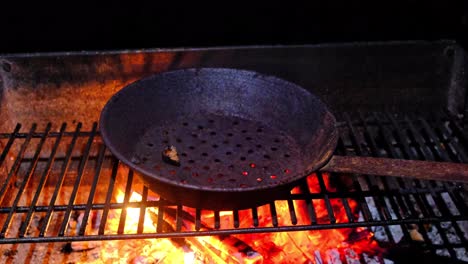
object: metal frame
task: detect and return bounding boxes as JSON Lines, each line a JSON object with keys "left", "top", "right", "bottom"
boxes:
{"left": 0, "top": 112, "right": 467, "bottom": 260}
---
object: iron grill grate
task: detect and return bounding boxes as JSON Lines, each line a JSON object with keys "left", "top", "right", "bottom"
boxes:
{"left": 0, "top": 111, "right": 467, "bottom": 260}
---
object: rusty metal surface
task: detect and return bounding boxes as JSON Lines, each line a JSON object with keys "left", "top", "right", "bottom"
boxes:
{"left": 322, "top": 155, "right": 468, "bottom": 183}
{"left": 0, "top": 41, "right": 465, "bottom": 135}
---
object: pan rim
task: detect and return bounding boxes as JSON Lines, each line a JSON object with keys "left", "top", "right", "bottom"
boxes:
{"left": 99, "top": 67, "right": 338, "bottom": 193}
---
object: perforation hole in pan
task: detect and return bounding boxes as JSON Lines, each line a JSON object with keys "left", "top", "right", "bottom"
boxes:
{"left": 134, "top": 114, "right": 302, "bottom": 189}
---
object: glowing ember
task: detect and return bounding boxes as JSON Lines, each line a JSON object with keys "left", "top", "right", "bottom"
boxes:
{"left": 199, "top": 173, "right": 382, "bottom": 262}
{"left": 99, "top": 190, "right": 191, "bottom": 263}
{"left": 92, "top": 173, "right": 381, "bottom": 262}
{"left": 113, "top": 191, "right": 156, "bottom": 233}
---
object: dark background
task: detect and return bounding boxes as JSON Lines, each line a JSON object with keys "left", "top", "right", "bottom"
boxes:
{"left": 1, "top": 1, "right": 467, "bottom": 53}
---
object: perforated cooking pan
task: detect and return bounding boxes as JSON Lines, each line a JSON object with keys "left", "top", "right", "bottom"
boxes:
{"left": 100, "top": 68, "right": 468, "bottom": 210}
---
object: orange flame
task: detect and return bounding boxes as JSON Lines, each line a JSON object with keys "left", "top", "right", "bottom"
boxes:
{"left": 97, "top": 173, "right": 381, "bottom": 262}
{"left": 100, "top": 190, "right": 192, "bottom": 263}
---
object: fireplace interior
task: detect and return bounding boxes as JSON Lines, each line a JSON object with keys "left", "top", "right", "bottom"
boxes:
{"left": 0, "top": 41, "right": 467, "bottom": 263}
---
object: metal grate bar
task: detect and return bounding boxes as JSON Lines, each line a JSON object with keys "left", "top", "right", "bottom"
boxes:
{"left": 348, "top": 114, "right": 394, "bottom": 227}
{"left": 251, "top": 207, "right": 259, "bottom": 227}
{"left": 316, "top": 172, "right": 336, "bottom": 224}
{"left": 389, "top": 113, "right": 463, "bottom": 259}
{"left": 0, "top": 216, "right": 466, "bottom": 243}
{"left": 98, "top": 157, "right": 119, "bottom": 235}
{"left": 79, "top": 144, "right": 107, "bottom": 236}
{"left": 0, "top": 124, "right": 21, "bottom": 167}
{"left": 0, "top": 112, "right": 464, "bottom": 264}
{"left": 405, "top": 116, "right": 435, "bottom": 161}
{"left": 0, "top": 123, "right": 51, "bottom": 238}
{"left": 287, "top": 199, "right": 298, "bottom": 225}
{"left": 374, "top": 113, "right": 414, "bottom": 242}
{"left": 117, "top": 170, "right": 134, "bottom": 235}
{"left": 269, "top": 202, "right": 278, "bottom": 227}
{"left": 214, "top": 210, "right": 221, "bottom": 229}
{"left": 342, "top": 198, "right": 355, "bottom": 223}
{"left": 137, "top": 186, "right": 149, "bottom": 234}
{"left": 18, "top": 123, "right": 66, "bottom": 237}
{"left": 433, "top": 113, "right": 468, "bottom": 163}
{"left": 298, "top": 178, "right": 318, "bottom": 224}
{"left": 0, "top": 124, "right": 37, "bottom": 204}
{"left": 0, "top": 189, "right": 458, "bottom": 213}
{"left": 444, "top": 111, "right": 468, "bottom": 148}
{"left": 403, "top": 116, "right": 448, "bottom": 253}
{"left": 58, "top": 123, "right": 97, "bottom": 236}
{"left": 387, "top": 113, "right": 413, "bottom": 158}
{"left": 434, "top": 223, "right": 458, "bottom": 258}
{"left": 335, "top": 138, "right": 373, "bottom": 222}
{"left": 0, "top": 131, "right": 98, "bottom": 139}
{"left": 233, "top": 209, "right": 240, "bottom": 228}
{"left": 412, "top": 119, "right": 462, "bottom": 217}
{"left": 39, "top": 123, "right": 82, "bottom": 237}
{"left": 374, "top": 113, "right": 447, "bottom": 258}
{"left": 416, "top": 115, "right": 468, "bottom": 216}
{"left": 390, "top": 137, "right": 438, "bottom": 254}
{"left": 195, "top": 208, "right": 201, "bottom": 231}
{"left": 419, "top": 117, "right": 452, "bottom": 162}
{"left": 356, "top": 113, "right": 401, "bottom": 243}
{"left": 156, "top": 199, "right": 166, "bottom": 233}
{"left": 0, "top": 201, "right": 161, "bottom": 213}
{"left": 175, "top": 204, "right": 183, "bottom": 231}
{"left": 360, "top": 114, "right": 408, "bottom": 222}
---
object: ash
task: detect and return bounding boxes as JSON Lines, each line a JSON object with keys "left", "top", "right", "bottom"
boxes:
{"left": 364, "top": 190, "right": 468, "bottom": 262}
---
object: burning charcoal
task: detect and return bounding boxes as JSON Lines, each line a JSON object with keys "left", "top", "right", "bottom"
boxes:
{"left": 361, "top": 253, "right": 382, "bottom": 264}
{"left": 3, "top": 249, "right": 18, "bottom": 257}
{"left": 162, "top": 145, "right": 181, "bottom": 166}
{"left": 162, "top": 207, "right": 263, "bottom": 262}
{"left": 217, "top": 234, "right": 262, "bottom": 260}
{"left": 76, "top": 212, "right": 84, "bottom": 231}
{"left": 325, "top": 249, "right": 342, "bottom": 264}
{"left": 344, "top": 248, "right": 361, "bottom": 264}
{"left": 419, "top": 223, "right": 432, "bottom": 233}
{"left": 91, "top": 210, "right": 101, "bottom": 230}
{"left": 70, "top": 241, "right": 99, "bottom": 252}
{"left": 61, "top": 212, "right": 100, "bottom": 252}
{"left": 23, "top": 214, "right": 46, "bottom": 236}
{"left": 409, "top": 229, "right": 424, "bottom": 242}
{"left": 61, "top": 241, "right": 98, "bottom": 253}
{"left": 66, "top": 214, "right": 79, "bottom": 236}
{"left": 346, "top": 228, "right": 374, "bottom": 244}
{"left": 147, "top": 211, "right": 190, "bottom": 249}
{"left": 61, "top": 243, "right": 73, "bottom": 253}
{"left": 385, "top": 242, "right": 468, "bottom": 264}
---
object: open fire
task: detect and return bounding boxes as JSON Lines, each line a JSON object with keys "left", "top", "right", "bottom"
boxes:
{"left": 66, "top": 172, "right": 383, "bottom": 263}
{"left": 0, "top": 112, "right": 466, "bottom": 263}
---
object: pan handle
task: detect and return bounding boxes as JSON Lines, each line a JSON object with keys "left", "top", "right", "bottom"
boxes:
{"left": 319, "top": 155, "right": 468, "bottom": 183}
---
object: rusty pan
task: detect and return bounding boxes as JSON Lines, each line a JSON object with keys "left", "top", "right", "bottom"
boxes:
{"left": 100, "top": 68, "right": 468, "bottom": 210}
